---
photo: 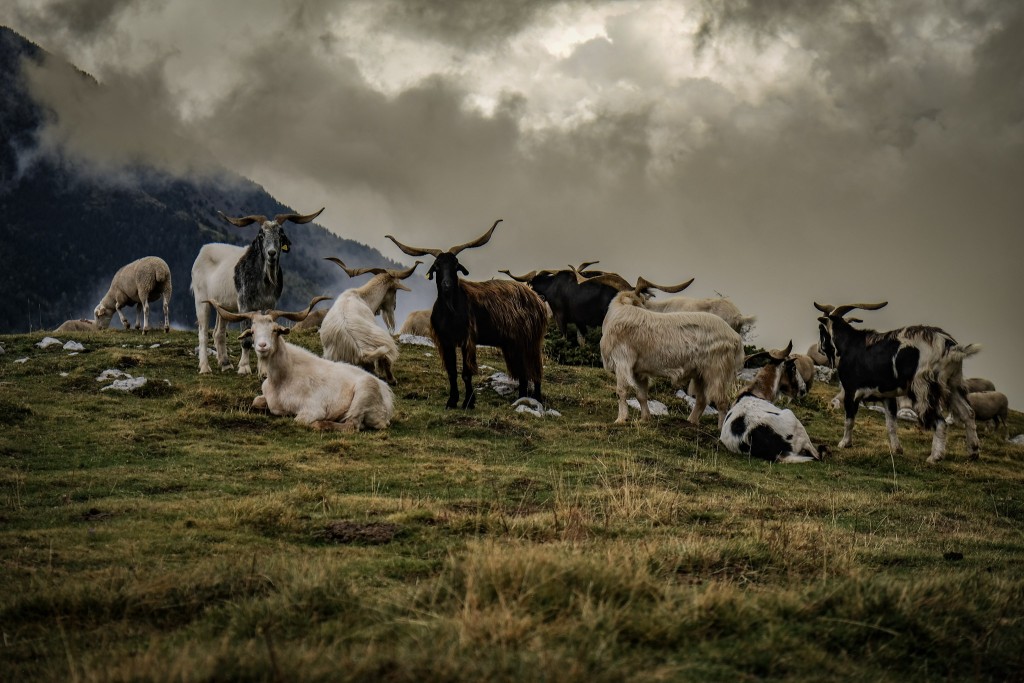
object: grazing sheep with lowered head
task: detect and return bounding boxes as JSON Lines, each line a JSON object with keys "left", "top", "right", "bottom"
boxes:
{"left": 94, "top": 256, "right": 172, "bottom": 334}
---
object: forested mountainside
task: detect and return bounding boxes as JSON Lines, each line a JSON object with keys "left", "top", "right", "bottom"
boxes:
{"left": 0, "top": 26, "right": 400, "bottom": 332}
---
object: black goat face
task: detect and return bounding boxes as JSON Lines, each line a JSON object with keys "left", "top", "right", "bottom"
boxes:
{"left": 429, "top": 252, "right": 468, "bottom": 297}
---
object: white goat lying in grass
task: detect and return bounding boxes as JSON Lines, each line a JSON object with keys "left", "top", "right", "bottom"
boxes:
{"left": 208, "top": 297, "right": 394, "bottom": 432}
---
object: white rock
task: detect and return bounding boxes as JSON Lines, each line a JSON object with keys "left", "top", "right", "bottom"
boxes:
{"left": 36, "top": 337, "right": 62, "bottom": 349}
{"left": 512, "top": 397, "right": 562, "bottom": 418}
{"left": 486, "top": 372, "right": 519, "bottom": 397}
{"left": 149, "top": 343, "right": 161, "bottom": 349}
{"left": 101, "top": 376, "right": 147, "bottom": 392}
{"left": 14, "top": 357, "right": 28, "bottom": 364}
{"left": 96, "top": 369, "right": 133, "bottom": 382}
{"left": 398, "top": 334, "right": 434, "bottom": 347}
{"left": 674, "top": 391, "right": 718, "bottom": 416}
{"left": 814, "top": 365, "right": 835, "bottom": 383}
{"left": 63, "top": 341, "right": 85, "bottom": 352}
{"left": 628, "top": 398, "right": 669, "bottom": 416}
{"left": 1010, "top": 434, "right": 1024, "bottom": 445}
{"left": 897, "top": 408, "right": 918, "bottom": 422}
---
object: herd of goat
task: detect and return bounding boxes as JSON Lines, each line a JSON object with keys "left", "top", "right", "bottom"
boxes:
{"left": 56, "top": 208, "right": 1012, "bottom": 464}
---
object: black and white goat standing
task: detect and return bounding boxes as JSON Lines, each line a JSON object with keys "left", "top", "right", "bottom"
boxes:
{"left": 720, "top": 342, "right": 822, "bottom": 463}
{"left": 814, "top": 301, "right": 980, "bottom": 463}
{"left": 190, "top": 207, "right": 323, "bottom": 374}
{"left": 386, "top": 220, "right": 548, "bottom": 409}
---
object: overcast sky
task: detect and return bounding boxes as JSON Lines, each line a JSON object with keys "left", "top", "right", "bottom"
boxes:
{"left": 3, "top": 0, "right": 1022, "bottom": 409}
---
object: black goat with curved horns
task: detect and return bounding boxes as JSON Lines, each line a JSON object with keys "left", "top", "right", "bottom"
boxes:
{"left": 385, "top": 219, "right": 548, "bottom": 409}
{"left": 191, "top": 206, "right": 324, "bottom": 375}
{"left": 814, "top": 300, "right": 980, "bottom": 464}
{"left": 500, "top": 261, "right": 617, "bottom": 347}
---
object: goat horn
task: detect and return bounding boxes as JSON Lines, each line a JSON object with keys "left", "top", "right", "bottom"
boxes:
{"left": 449, "top": 219, "right": 502, "bottom": 256}
{"left": 832, "top": 301, "right": 888, "bottom": 318}
{"left": 635, "top": 276, "right": 694, "bottom": 294}
{"left": 325, "top": 257, "right": 386, "bottom": 277}
{"left": 576, "top": 261, "right": 600, "bottom": 272}
{"left": 390, "top": 261, "right": 422, "bottom": 279}
{"left": 385, "top": 234, "right": 443, "bottom": 258}
{"left": 267, "top": 296, "right": 333, "bottom": 322}
{"left": 274, "top": 207, "right": 324, "bottom": 225}
{"left": 572, "top": 267, "right": 633, "bottom": 291}
{"left": 769, "top": 340, "right": 794, "bottom": 360}
{"left": 500, "top": 269, "right": 536, "bottom": 282}
{"left": 813, "top": 302, "right": 835, "bottom": 314}
{"left": 217, "top": 211, "right": 268, "bottom": 228}
{"left": 205, "top": 300, "right": 253, "bottom": 323}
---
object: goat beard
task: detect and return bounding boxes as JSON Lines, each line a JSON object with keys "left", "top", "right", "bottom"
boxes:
{"left": 264, "top": 262, "right": 278, "bottom": 286}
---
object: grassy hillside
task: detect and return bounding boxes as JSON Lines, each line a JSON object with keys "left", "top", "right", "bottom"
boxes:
{"left": 1, "top": 328, "right": 1023, "bottom": 682}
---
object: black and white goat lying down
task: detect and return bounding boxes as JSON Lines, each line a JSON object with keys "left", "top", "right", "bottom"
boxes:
{"left": 720, "top": 342, "right": 822, "bottom": 463}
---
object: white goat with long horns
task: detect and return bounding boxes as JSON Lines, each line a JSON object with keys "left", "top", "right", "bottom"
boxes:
{"left": 207, "top": 297, "right": 394, "bottom": 432}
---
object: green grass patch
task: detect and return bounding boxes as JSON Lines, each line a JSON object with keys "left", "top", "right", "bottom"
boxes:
{"left": 1, "top": 328, "right": 1023, "bottom": 681}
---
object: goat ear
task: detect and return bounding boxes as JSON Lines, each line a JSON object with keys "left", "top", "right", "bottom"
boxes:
{"left": 817, "top": 316, "right": 829, "bottom": 325}
{"left": 458, "top": 264, "right": 469, "bottom": 276}
{"left": 425, "top": 263, "right": 436, "bottom": 280}
{"left": 281, "top": 232, "right": 291, "bottom": 252}
{"left": 239, "top": 329, "right": 253, "bottom": 340}
{"left": 275, "top": 324, "right": 290, "bottom": 336}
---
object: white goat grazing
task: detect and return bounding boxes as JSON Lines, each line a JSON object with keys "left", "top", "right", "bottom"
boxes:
{"left": 580, "top": 271, "right": 744, "bottom": 428}
{"left": 644, "top": 294, "right": 755, "bottom": 336}
{"left": 319, "top": 258, "right": 421, "bottom": 383}
{"left": 720, "top": 342, "right": 822, "bottom": 463}
{"left": 208, "top": 298, "right": 394, "bottom": 431}
{"left": 94, "top": 256, "right": 172, "bottom": 334}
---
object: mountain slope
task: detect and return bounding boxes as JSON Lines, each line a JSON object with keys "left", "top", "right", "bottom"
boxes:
{"left": 0, "top": 26, "right": 402, "bottom": 332}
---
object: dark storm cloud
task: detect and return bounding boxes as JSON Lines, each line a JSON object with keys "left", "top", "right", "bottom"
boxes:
{"left": 9, "top": 0, "right": 145, "bottom": 39}
{"left": 376, "top": 0, "right": 556, "bottom": 47}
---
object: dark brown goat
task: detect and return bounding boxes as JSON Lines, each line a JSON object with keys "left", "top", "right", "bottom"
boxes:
{"left": 386, "top": 220, "right": 548, "bottom": 409}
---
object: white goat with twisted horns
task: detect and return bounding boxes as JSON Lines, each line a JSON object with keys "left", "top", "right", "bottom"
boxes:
{"left": 207, "top": 297, "right": 394, "bottom": 431}
{"left": 319, "top": 258, "right": 421, "bottom": 383}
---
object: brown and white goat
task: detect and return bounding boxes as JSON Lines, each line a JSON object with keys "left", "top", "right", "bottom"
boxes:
{"left": 207, "top": 297, "right": 393, "bottom": 431}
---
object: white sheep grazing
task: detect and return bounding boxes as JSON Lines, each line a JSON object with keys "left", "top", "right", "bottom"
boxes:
{"left": 208, "top": 298, "right": 394, "bottom": 431}
{"left": 319, "top": 259, "right": 421, "bottom": 383}
{"left": 644, "top": 294, "right": 756, "bottom": 337}
{"left": 581, "top": 272, "right": 743, "bottom": 429}
{"left": 398, "top": 309, "right": 433, "bottom": 337}
{"left": 720, "top": 342, "right": 822, "bottom": 463}
{"left": 94, "top": 256, "right": 172, "bottom": 334}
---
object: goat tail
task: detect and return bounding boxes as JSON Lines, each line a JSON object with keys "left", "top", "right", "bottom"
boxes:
{"left": 951, "top": 343, "right": 981, "bottom": 360}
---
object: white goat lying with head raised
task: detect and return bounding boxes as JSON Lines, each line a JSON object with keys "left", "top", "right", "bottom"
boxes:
{"left": 720, "top": 342, "right": 822, "bottom": 463}
{"left": 319, "top": 258, "right": 421, "bottom": 383}
{"left": 208, "top": 297, "right": 394, "bottom": 432}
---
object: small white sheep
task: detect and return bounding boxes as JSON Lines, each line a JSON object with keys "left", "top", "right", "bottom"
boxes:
{"left": 94, "top": 256, "right": 172, "bottom": 334}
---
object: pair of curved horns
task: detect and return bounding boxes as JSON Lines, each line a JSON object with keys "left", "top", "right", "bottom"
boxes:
{"left": 814, "top": 301, "right": 888, "bottom": 318}
{"left": 217, "top": 207, "right": 325, "bottom": 228}
{"left": 204, "top": 296, "right": 332, "bottom": 324}
{"left": 386, "top": 219, "right": 503, "bottom": 258}
{"left": 744, "top": 340, "right": 794, "bottom": 366}
{"left": 325, "top": 257, "right": 421, "bottom": 279}
{"left": 571, "top": 266, "right": 694, "bottom": 295}
{"left": 501, "top": 261, "right": 601, "bottom": 283}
